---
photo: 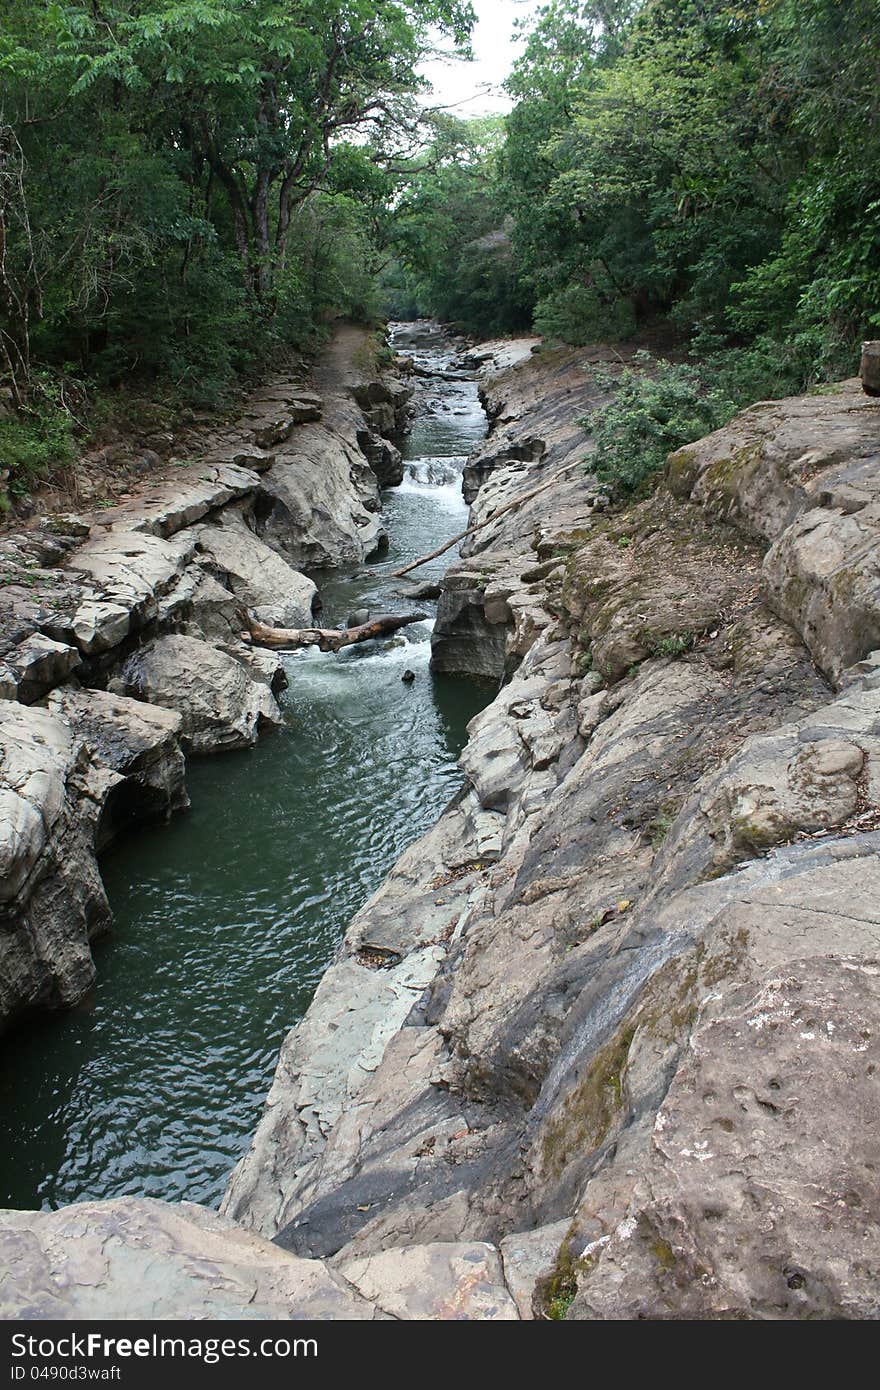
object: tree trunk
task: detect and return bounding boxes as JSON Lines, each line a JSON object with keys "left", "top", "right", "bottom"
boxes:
{"left": 240, "top": 610, "right": 427, "bottom": 652}
{"left": 861, "top": 341, "right": 880, "bottom": 397}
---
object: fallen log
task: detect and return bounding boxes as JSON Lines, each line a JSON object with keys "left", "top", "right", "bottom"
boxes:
{"left": 390, "top": 458, "right": 583, "bottom": 578}
{"left": 240, "top": 610, "right": 427, "bottom": 653}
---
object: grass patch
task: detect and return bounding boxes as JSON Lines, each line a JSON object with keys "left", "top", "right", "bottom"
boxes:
{"left": 646, "top": 631, "right": 695, "bottom": 659}
{"left": 0, "top": 406, "right": 75, "bottom": 507}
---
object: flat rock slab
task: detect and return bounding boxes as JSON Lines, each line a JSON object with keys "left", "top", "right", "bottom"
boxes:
{"left": 573, "top": 951, "right": 880, "bottom": 1320}
{"left": 115, "top": 461, "right": 260, "bottom": 539}
{"left": 0, "top": 1198, "right": 377, "bottom": 1320}
{"left": 337, "top": 1242, "right": 519, "bottom": 1320}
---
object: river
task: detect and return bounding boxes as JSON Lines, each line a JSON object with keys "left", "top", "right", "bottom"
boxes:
{"left": 0, "top": 322, "right": 492, "bottom": 1212}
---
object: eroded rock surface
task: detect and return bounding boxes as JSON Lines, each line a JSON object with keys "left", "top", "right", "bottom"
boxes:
{"left": 6, "top": 332, "right": 880, "bottom": 1320}
{"left": 194, "top": 509, "right": 318, "bottom": 628}
{"left": 110, "top": 632, "right": 282, "bottom": 755}
{"left": 0, "top": 691, "right": 187, "bottom": 1030}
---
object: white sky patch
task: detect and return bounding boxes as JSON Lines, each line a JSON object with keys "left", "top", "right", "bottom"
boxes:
{"left": 419, "top": 0, "right": 542, "bottom": 118}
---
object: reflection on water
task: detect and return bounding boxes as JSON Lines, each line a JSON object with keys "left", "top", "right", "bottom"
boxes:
{"left": 0, "top": 322, "right": 492, "bottom": 1211}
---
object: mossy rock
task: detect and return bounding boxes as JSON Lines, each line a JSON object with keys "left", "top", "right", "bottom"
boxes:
{"left": 665, "top": 445, "right": 700, "bottom": 497}
{"left": 539, "top": 1024, "right": 636, "bottom": 1181}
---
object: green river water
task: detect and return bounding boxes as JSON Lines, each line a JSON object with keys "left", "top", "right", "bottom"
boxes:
{"left": 0, "top": 323, "right": 492, "bottom": 1211}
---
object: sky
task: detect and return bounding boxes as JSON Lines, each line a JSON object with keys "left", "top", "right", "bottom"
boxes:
{"left": 419, "top": 0, "right": 543, "bottom": 118}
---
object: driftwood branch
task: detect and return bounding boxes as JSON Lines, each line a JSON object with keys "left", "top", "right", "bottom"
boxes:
{"left": 240, "top": 610, "right": 427, "bottom": 652}
{"left": 391, "top": 459, "right": 583, "bottom": 579}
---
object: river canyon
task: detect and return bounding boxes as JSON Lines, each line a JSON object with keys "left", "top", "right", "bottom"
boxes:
{"left": 2, "top": 321, "right": 880, "bottom": 1319}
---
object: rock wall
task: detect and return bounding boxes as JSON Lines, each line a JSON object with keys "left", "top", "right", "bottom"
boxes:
{"left": 0, "top": 323, "right": 412, "bottom": 1033}
{"left": 221, "top": 349, "right": 880, "bottom": 1319}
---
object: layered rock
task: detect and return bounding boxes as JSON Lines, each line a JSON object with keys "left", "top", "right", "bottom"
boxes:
{"left": 667, "top": 380, "right": 880, "bottom": 683}
{"left": 0, "top": 702, "right": 108, "bottom": 1027}
{"left": 0, "top": 692, "right": 187, "bottom": 1029}
{"left": 6, "top": 330, "right": 880, "bottom": 1320}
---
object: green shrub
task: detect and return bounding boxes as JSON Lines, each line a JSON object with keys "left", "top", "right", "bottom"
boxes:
{"left": 585, "top": 354, "right": 734, "bottom": 494}
{"left": 688, "top": 326, "right": 820, "bottom": 404}
{"left": 0, "top": 405, "right": 75, "bottom": 503}
{"left": 534, "top": 284, "right": 635, "bottom": 346}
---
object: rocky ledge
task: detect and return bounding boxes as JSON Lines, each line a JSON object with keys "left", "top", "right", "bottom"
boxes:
{"left": 0, "top": 324, "right": 412, "bottom": 1032}
{"left": 219, "top": 347, "right": 880, "bottom": 1319}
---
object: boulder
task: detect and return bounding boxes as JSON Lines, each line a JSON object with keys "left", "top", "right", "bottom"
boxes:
{"left": 171, "top": 567, "right": 241, "bottom": 641}
{"left": 0, "top": 701, "right": 109, "bottom": 1029}
{"left": 666, "top": 380, "right": 880, "bottom": 542}
{"left": 763, "top": 502, "right": 880, "bottom": 682}
{"left": 0, "top": 684, "right": 191, "bottom": 1030}
{"left": 258, "top": 430, "right": 387, "bottom": 567}
{"left": 395, "top": 580, "right": 443, "bottom": 601}
{"left": 861, "top": 340, "right": 880, "bottom": 396}
{"left": 195, "top": 511, "right": 318, "bottom": 628}
{"left": 0, "top": 633, "right": 81, "bottom": 703}
{"left": 431, "top": 571, "right": 509, "bottom": 680}
{"left": 357, "top": 428, "right": 404, "bottom": 488}
{"left": 46, "top": 686, "right": 189, "bottom": 851}
{"left": 110, "top": 634, "right": 282, "bottom": 754}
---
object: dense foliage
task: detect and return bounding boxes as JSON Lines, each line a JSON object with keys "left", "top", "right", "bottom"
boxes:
{"left": 2, "top": 0, "right": 879, "bottom": 503}
{"left": 383, "top": 117, "right": 532, "bottom": 334}
{"left": 392, "top": 0, "right": 880, "bottom": 394}
{"left": 0, "top": 0, "right": 474, "bottom": 500}
{"left": 586, "top": 354, "right": 733, "bottom": 493}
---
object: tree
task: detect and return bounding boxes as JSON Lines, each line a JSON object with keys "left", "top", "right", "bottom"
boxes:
{"left": 49, "top": 0, "right": 476, "bottom": 303}
{"left": 0, "top": 0, "right": 476, "bottom": 411}
{"left": 387, "top": 117, "right": 532, "bottom": 332}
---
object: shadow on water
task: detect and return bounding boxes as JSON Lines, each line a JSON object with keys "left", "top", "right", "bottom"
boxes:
{"left": 0, "top": 322, "right": 495, "bottom": 1211}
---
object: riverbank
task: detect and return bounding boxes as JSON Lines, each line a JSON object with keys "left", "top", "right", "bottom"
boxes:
{"left": 0, "top": 322, "right": 413, "bottom": 1032}
{"left": 2, "top": 331, "right": 880, "bottom": 1319}
{"left": 0, "top": 320, "right": 492, "bottom": 1214}
{"left": 224, "top": 343, "right": 880, "bottom": 1319}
